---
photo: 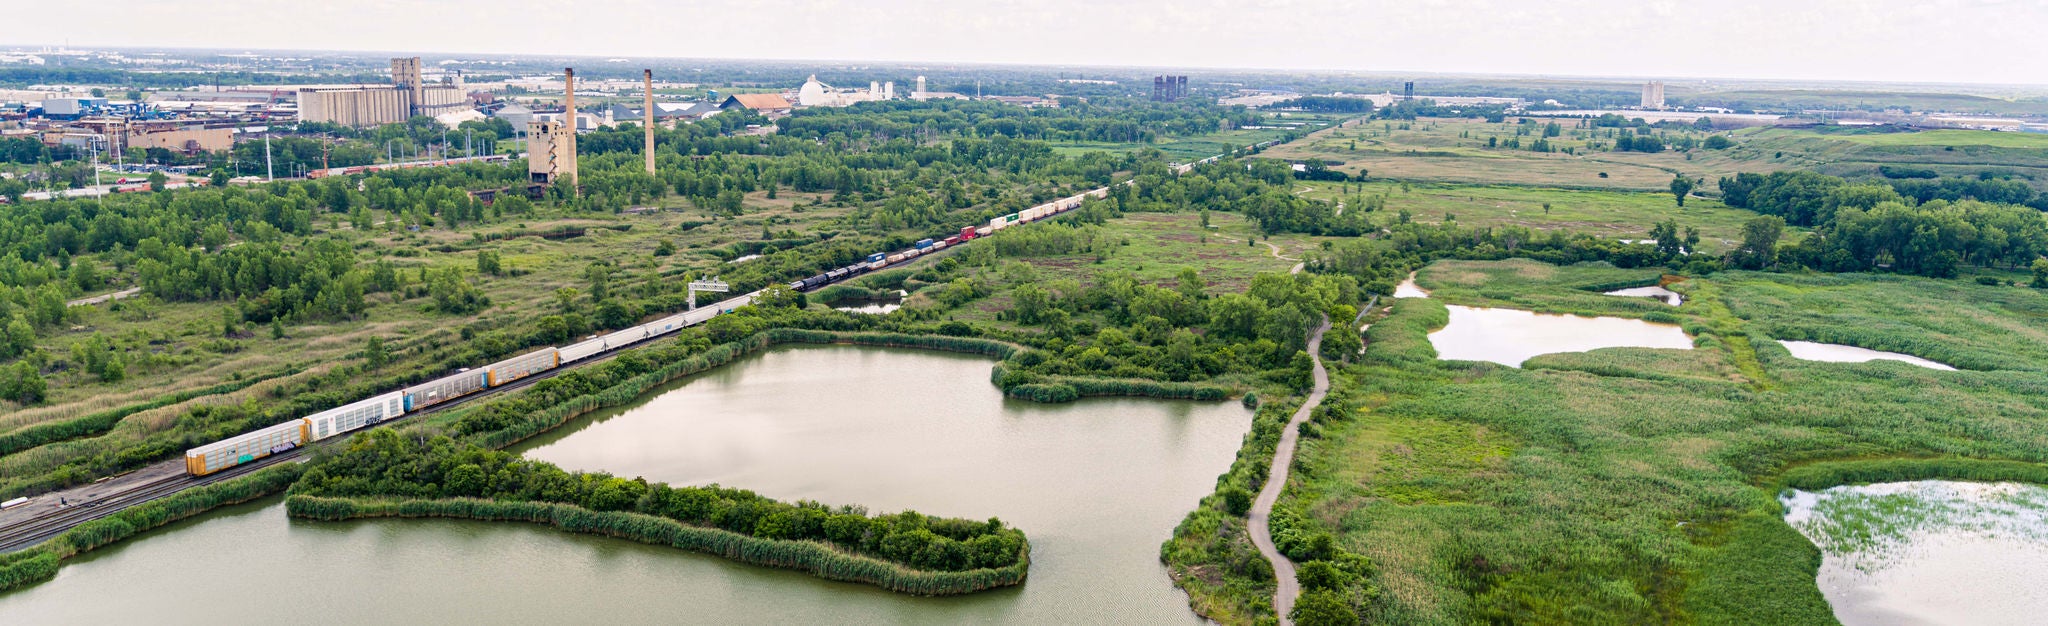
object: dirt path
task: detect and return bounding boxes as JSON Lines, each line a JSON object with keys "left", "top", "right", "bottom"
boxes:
{"left": 66, "top": 287, "right": 140, "bottom": 308}
{"left": 1248, "top": 315, "right": 1330, "bottom": 624}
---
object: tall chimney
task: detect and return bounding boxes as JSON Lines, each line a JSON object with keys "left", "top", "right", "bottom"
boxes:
{"left": 563, "top": 67, "right": 578, "bottom": 190}
{"left": 643, "top": 69, "right": 656, "bottom": 175}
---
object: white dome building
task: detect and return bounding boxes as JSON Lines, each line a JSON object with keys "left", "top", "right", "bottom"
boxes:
{"left": 794, "top": 75, "right": 892, "bottom": 108}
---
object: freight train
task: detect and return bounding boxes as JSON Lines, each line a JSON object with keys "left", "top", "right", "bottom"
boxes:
{"left": 184, "top": 185, "right": 1116, "bottom": 477}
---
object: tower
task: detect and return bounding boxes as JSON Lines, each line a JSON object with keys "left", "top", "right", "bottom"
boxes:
{"left": 1641, "top": 81, "right": 1666, "bottom": 109}
{"left": 562, "top": 68, "right": 578, "bottom": 189}
{"left": 643, "top": 69, "right": 656, "bottom": 175}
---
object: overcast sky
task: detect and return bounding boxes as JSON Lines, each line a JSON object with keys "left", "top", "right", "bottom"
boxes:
{"left": 12, "top": 0, "right": 2047, "bottom": 85}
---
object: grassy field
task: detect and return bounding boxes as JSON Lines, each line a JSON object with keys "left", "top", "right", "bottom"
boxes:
{"left": 1262, "top": 116, "right": 1789, "bottom": 192}
{"left": 1736, "top": 127, "right": 2048, "bottom": 191}
{"left": 1258, "top": 259, "right": 2048, "bottom": 624}
{"left": 1048, "top": 112, "right": 1352, "bottom": 162}
{"left": 1294, "top": 180, "right": 1781, "bottom": 253}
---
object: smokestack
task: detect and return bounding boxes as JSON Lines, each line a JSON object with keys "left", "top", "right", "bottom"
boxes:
{"left": 564, "top": 67, "right": 578, "bottom": 191}
{"left": 644, "top": 69, "right": 656, "bottom": 175}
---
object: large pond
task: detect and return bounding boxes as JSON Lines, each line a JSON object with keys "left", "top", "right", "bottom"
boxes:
{"left": 0, "top": 346, "right": 1251, "bottom": 624}
{"left": 1783, "top": 481, "right": 2048, "bottom": 625}
{"left": 1779, "top": 340, "right": 1956, "bottom": 371}
{"left": 1429, "top": 305, "right": 1693, "bottom": 367}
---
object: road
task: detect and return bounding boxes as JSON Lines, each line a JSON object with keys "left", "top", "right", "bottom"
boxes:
{"left": 66, "top": 287, "right": 140, "bottom": 308}
{"left": 1247, "top": 315, "right": 1331, "bottom": 624}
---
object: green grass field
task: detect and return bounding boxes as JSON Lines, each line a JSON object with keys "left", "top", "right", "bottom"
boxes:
{"left": 1049, "top": 113, "right": 1351, "bottom": 162}
{"left": 1295, "top": 180, "right": 1782, "bottom": 253}
{"left": 1262, "top": 116, "right": 1789, "bottom": 193}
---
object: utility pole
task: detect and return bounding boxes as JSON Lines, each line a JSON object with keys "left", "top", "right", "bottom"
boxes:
{"left": 643, "top": 69, "right": 656, "bottom": 175}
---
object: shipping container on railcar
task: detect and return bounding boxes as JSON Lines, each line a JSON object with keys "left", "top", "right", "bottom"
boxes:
{"left": 184, "top": 420, "right": 306, "bottom": 476}
{"left": 403, "top": 369, "right": 489, "bottom": 411}
{"left": 944, "top": 235, "right": 962, "bottom": 246}
{"left": 487, "top": 348, "right": 561, "bottom": 387}
{"left": 930, "top": 240, "right": 948, "bottom": 251}
{"left": 960, "top": 226, "right": 978, "bottom": 241}
{"left": 304, "top": 391, "right": 405, "bottom": 441}
{"left": 559, "top": 337, "right": 607, "bottom": 363}
{"left": 914, "top": 238, "right": 934, "bottom": 250}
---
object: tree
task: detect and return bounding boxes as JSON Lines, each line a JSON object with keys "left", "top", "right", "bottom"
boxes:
{"left": 365, "top": 336, "right": 389, "bottom": 369}
{"left": 654, "top": 239, "right": 676, "bottom": 257}
{"left": 146, "top": 171, "right": 167, "bottom": 192}
{"left": 1291, "top": 589, "right": 1359, "bottom": 626}
{"left": 2032, "top": 259, "right": 2048, "bottom": 288}
{"left": 476, "top": 249, "right": 503, "bottom": 276}
{"left": 1670, "top": 175, "right": 1696, "bottom": 207}
{"left": 1729, "top": 216, "right": 1785, "bottom": 270}
{"left": 1218, "top": 485, "right": 1253, "bottom": 515}
{"left": 1704, "top": 134, "right": 1733, "bottom": 150}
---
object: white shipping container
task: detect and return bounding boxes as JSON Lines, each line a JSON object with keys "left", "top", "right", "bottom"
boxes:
{"left": 304, "top": 391, "right": 404, "bottom": 441}
{"left": 559, "top": 337, "right": 607, "bottom": 363}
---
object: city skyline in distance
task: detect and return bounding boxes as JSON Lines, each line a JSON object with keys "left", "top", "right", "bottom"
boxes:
{"left": 5, "top": 0, "right": 2046, "bottom": 87}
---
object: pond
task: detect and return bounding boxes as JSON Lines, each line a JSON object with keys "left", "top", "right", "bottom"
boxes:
{"left": 0, "top": 346, "right": 1250, "bottom": 625}
{"left": 1782, "top": 481, "right": 2048, "bottom": 625}
{"left": 1603, "top": 285, "right": 1683, "bottom": 306}
{"left": 1394, "top": 272, "right": 1429, "bottom": 298}
{"left": 1429, "top": 305, "right": 1693, "bottom": 367}
{"left": 1779, "top": 341, "right": 1956, "bottom": 371}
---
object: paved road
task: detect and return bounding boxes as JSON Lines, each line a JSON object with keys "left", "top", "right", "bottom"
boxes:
{"left": 1248, "top": 315, "right": 1331, "bottom": 624}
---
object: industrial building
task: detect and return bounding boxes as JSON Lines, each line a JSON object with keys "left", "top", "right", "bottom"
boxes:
{"left": 909, "top": 76, "right": 967, "bottom": 101}
{"left": 1641, "top": 81, "right": 1666, "bottom": 109}
{"left": 795, "top": 75, "right": 893, "bottom": 107}
{"left": 719, "top": 93, "right": 794, "bottom": 115}
{"left": 1152, "top": 76, "right": 1188, "bottom": 102}
{"left": 297, "top": 57, "right": 471, "bottom": 127}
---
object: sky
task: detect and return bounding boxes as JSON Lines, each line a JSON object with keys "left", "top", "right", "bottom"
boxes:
{"left": 12, "top": 0, "right": 2048, "bottom": 85}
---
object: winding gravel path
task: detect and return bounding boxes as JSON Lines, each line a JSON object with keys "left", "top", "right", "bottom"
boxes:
{"left": 1247, "top": 315, "right": 1331, "bottom": 624}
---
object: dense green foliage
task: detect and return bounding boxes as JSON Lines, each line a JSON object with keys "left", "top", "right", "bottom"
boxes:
{"left": 293, "top": 429, "right": 1028, "bottom": 577}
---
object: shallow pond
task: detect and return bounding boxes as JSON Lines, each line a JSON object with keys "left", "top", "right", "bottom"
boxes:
{"left": 0, "top": 346, "right": 1250, "bottom": 624}
{"left": 1779, "top": 340, "right": 1956, "bottom": 371}
{"left": 1394, "top": 272, "right": 1429, "bottom": 298}
{"left": 1429, "top": 305, "right": 1693, "bottom": 367}
{"left": 1603, "top": 285, "right": 1682, "bottom": 306}
{"left": 1783, "top": 481, "right": 2048, "bottom": 625}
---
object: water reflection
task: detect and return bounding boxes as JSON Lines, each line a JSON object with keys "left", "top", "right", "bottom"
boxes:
{"left": 1603, "top": 285, "right": 1682, "bottom": 306}
{"left": 1783, "top": 481, "right": 2048, "bottom": 625}
{"left": 1779, "top": 341, "right": 1955, "bottom": 371}
{"left": 1429, "top": 305, "right": 1693, "bottom": 367}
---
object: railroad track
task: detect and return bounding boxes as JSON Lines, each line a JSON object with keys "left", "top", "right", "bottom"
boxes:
{"left": 0, "top": 341, "right": 639, "bottom": 554}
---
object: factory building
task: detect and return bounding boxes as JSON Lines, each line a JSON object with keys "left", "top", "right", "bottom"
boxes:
{"left": 795, "top": 75, "right": 892, "bottom": 107}
{"left": 1641, "top": 81, "right": 1666, "bottom": 110}
{"left": 909, "top": 76, "right": 967, "bottom": 101}
{"left": 527, "top": 118, "right": 575, "bottom": 184}
{"left": 297, "top": 57, "right": 471, "bottom": 127}
{"left": 1152, "top": 76, "right": 1188, "bottom": 102}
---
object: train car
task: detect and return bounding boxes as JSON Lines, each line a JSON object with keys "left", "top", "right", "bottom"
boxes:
{"left": 304, "top": 391, "right": 405, "bottom": 442}
{"left": 886, "top": 252, "right": 907, "bottom": 264}
{"left": 184, "top": 419, "right": 306, "bottom": 476}
{"left": 914, "top": 238, "right": 934, "bottom": 250}
{"left": 975, "top": 226, "right": 993, "bottom": 237}
{"left": 559, "top": 336, "right": 608, "bottom": 363}
{"left": 903, "top": 248, "right": 922, "bottom": 260}
{"left": 867, "top": 252, "right": 886, "bottom": 264}
{"left": 959, "top": 226, "right": 978, "bottom": 241}
{"left": 826, "top": 268, "right": 849, "bottom": 281}
{"left": 403, "top": 368, "right": 489, "bottom": 411}
{"left": 930, "top": 240, "right": 948, "bottom": 252}
{"left": 644, "top": 313, "right": 691, "bottom": 336}
{"left": 602, "top": 326, "right": 649, "bottom": 349}
{"left": 944, "top": 235, "right": 963, "bottom": 246}
{"left": 487, "top": 348, "right": 561, "bottom": 387}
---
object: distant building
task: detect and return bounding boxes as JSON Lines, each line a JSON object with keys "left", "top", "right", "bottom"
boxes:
{"left": 719, "top": 93, "right": 794, "bottom": 115}
{"left": 527, "top": 118, "right": 575, "bottom": 184}
{"left": 909, "top": 76, "right": 967, "bottom": 102}
{"left": 1152, "top": 76, "right": 1188, "bottom": 102}
{"left": 130, "top": 127, "right": 233, "bottom": 154}
{"left": 297, "top": 57, "right": 471, "bottom": 127}
{"left": 1641, "top": 81, "right": 1666, "bottom": 109}
{"left": 795, "top": 75, "right": 892, "bottom": 107}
